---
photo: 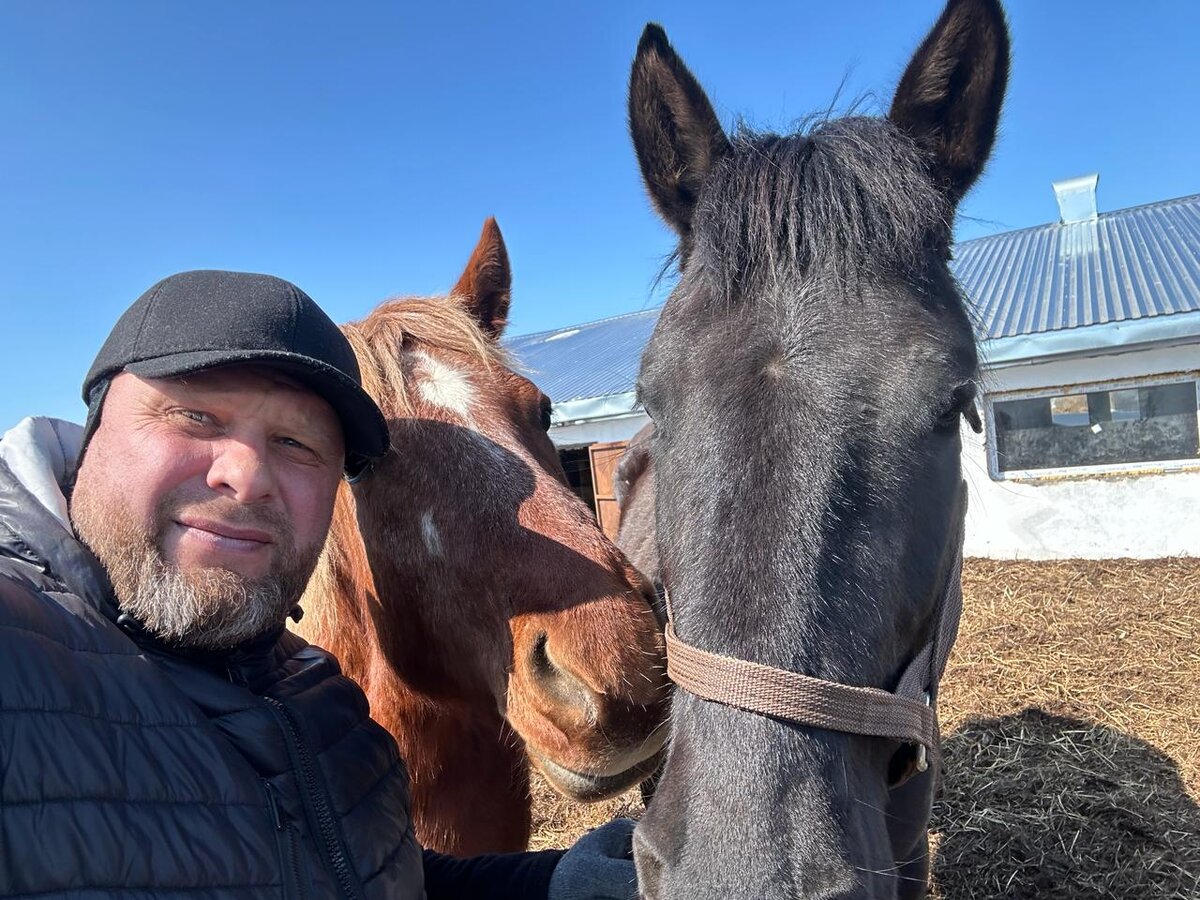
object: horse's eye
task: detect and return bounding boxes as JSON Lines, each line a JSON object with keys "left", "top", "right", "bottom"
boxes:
{"left": 539, "top": 402, "right": 553, "bottom": 432}
{"left": 635, "top": 380, "right": 656, "bottom": 422}
{"left": 936, "top": 383, "right": 979, "bottom": 433}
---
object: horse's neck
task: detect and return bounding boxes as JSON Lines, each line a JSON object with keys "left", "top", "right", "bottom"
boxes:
{"left": 301, "top": 483, "right": 464, "bottom": 708}
{"left": 298, "top": 483, "right": 380, "bottom": 686}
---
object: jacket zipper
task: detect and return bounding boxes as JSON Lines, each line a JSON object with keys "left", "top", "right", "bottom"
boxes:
{"left": 264, "top": 779, "right": 307, "bottom": 900}
{"left": 265, "top": 697, "right": 362, "bottom": 900}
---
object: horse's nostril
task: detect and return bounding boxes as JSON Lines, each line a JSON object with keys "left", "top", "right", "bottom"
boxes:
{"left": 530, "top": 631, "right": 554, "bottom": 677}
{"left": 527, "top": 632, "right": 600, "bottom": 722}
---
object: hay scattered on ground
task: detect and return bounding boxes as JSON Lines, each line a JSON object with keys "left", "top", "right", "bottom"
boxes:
{"left": 528, "top": 775, "right": 643, "bottom": 853}
{"left": 930, "top": 709, "right": 1200, "bottom": 899}
{"left": 943, "top": 558, "right": 1200, "bottom": 794}
{"left": 529, "top": 558, "right": 1200, "bottom": 896}
{"left": 929, "top": 558, "right": 1200, "bottom": 898}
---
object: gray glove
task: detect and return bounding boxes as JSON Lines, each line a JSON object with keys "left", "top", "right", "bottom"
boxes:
{"left": 548, "top": 818, "right": 638, "bottom": 900}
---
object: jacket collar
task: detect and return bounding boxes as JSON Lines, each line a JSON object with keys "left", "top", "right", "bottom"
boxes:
{"left": 0, "top": 417, "right": 117, "bottom": 619}
{"left": 130, "top": 622, "right": 296, "bottom": 686}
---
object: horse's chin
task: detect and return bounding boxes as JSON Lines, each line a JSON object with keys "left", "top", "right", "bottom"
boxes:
{"left": 532, "top": 741, "right": 666, "bottom": 802}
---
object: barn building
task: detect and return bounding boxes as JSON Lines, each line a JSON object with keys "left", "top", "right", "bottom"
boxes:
{"left": 507, "top": 179, "right": 1200, "bottom": 559}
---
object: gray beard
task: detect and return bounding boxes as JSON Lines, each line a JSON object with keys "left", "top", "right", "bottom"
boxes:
{"left": 71, "top": 485, "right": 317, "bottom": 651}
{"left": 109, "top": 543, "right": 293, "bottom": 650}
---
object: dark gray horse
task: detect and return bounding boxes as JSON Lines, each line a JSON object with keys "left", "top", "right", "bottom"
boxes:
{"left": 623, "top": 0, "right": 1007, "bottom": 896}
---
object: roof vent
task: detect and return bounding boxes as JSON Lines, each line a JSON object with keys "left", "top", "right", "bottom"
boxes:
{"left": 1052, "top": 173, "right": 1099, "bottom": 224}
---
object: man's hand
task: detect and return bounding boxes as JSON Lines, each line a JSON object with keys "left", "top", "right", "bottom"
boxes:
{"left": 548, "top": 818, "right": 638, "bottom": 900}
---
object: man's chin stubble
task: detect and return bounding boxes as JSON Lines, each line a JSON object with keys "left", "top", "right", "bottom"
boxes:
{"left": 117, "top": 552, "right": 291, "bottom": 649}
{"left": 71, "top": 487, "right": 317, "bottom": 650}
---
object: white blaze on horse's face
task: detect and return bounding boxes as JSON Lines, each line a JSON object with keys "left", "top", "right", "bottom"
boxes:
{"left": 413, "top": 350, "right": 476, "bottom": 421}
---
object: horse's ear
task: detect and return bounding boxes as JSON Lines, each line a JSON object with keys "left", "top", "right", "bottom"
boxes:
{"left": 889, "top": 0, "right": 1010, "bottom": 205}
{"left": 629, "top": 24, "right": 731, "bottom": 236}
{"left": 452, "top": 217, "right": 512, "bottom": 341}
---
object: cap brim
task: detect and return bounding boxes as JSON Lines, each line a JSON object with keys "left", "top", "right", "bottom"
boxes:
{"left": 124, "top": 349, "right": 390, "bottom": 476}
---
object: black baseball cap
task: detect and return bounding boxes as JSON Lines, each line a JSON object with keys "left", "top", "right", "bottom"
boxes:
{"left": 82, "top": 269, "right": 389, "bottom": 478}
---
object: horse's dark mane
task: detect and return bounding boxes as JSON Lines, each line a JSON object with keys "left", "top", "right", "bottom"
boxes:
{"left": 692, "top": 116, "right": 951, "bottom": 300}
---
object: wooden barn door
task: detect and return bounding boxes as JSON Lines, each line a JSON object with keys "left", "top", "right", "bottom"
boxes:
{"left": 588, "top": 440, "right": 629, "bottom": 540}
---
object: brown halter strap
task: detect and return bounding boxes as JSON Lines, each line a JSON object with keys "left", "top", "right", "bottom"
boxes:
{"left": 663, "top": 496, "right": 966, "bottom": 774}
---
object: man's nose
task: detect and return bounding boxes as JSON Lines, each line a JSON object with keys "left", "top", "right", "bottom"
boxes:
{"left": 205, "top": 439, "right": 275, "bottom": 502}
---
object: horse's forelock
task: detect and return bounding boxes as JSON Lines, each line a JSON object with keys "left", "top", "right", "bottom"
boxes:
{"left": 341, "top": 296, "right": 512, "bottom": 419}
{"left": 693, "top": 116, "right": 951, "bottom": 301}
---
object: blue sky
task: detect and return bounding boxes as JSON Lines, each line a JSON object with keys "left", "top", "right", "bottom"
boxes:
{"left": 2, "top": 1, "right": 1198, "bottom": 428}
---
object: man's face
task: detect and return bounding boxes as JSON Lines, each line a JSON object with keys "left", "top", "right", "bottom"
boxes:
{"left": 70, "top": 366, "right": 345, "bottom": 649}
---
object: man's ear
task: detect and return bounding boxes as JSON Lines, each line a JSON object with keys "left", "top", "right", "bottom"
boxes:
{"left": 71, "top": 377, "right": 113, "bottom": 485}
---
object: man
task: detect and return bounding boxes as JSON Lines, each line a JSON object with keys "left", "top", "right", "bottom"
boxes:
{"left": 0, "top": 270, "right": 637, "bottom": 899}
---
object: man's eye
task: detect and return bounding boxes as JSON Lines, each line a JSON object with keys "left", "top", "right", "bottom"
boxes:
{"left": 176, "top": 409, "right": 212, "bottom": 425}
{"left": 278, "top": 436, "right": 313, "bottom": 452}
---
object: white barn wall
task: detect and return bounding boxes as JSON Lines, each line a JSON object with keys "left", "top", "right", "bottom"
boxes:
{"left": 550, "top": 413, "right": 651, "bottom": 448}
{"left": 963, "top": 454, "right": 1200, "bottom": 559}
{"left": 980, "top": 342, "right": 1197, "bottom": 395}
{"left": 966, "top": 342, "right": 1199, "bottom": 559}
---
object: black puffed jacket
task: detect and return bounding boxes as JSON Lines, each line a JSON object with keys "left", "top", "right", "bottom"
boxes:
{"left": 0, "top": 417, "right": 561, "bottom": 899}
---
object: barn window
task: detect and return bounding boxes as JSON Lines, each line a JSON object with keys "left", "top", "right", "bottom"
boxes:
{"left": 986, "top": 375, "right": 1200, "bottom": 479}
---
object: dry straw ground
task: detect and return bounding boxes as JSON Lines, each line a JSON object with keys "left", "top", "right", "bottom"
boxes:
{"left": 529, "top": 558, "right": 1200, "bottom": 899}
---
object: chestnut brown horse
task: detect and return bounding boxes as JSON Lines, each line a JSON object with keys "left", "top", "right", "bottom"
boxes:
{"left": 296, "top": 219, "right": 669, "bottom": 856}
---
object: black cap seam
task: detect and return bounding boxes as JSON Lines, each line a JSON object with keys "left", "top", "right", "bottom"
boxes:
{"left": 287, "top": 284, "right": 301, "bottom": 354}
{"left": 129, "top": 280, "right": 167, "bottom": 360}
{"left": 117, "top": 338, "right": 297, "bottom": 357}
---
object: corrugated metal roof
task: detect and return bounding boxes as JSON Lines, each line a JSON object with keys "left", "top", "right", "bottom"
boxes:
{"left": 507, "top": 194, "right": 1200, "bottom": 412}
{"left": 506, "top": 308, "right": 660, "bottom": 404}
{"left": 953, "top": 192, "right": 1200, "bottom": 339}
